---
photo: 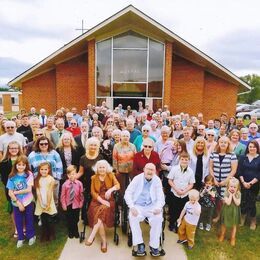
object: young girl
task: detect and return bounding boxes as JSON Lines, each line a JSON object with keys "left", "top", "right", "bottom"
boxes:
{"left": 61, "top": 165, "right": 84, "bottom": 238}
{"left": 6, "top": 155, "right": 36, "bottom": 248}
{"left": 199, "top": 175, "right": 219, "bottom": 231}
{"left": 34, "top": 162, "right": 57, "bottom": 242}
{"left": 218, "top": 177, "right": 241, "bottom": 246}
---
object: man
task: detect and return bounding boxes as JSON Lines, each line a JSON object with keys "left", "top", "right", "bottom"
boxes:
{"left": 42, "top": 117, "right": 57, "bottom": 140}
{"left": 66, "top": 119, "right": 81, "bottom": 137}
{"left": 0, "top": 121, "right": 27, "bottom": 160}
{"left": 65, "top": 112, "right": 74, "bottom": 128}
{"left": 197, "top": 124, "right": 206, "bottom": 138}
{"left": 126, "top": 118, "right": 141, "bottom": 143}
{"left": 39, "top": 108, "right": 47, "bottom": 128}
{"left": 29, "top": 107, "right": 38, "bottom": 117}
{"left": 50, "top": 118, "right": 68, "bottom": 148}
{"left": 71, "top": 107, "right": 81, "bottom": 125}
{"left": 17, "top": 114, "right": 33, "bottom": 142}
{"left": 124, "top": 163, "right": 165, "bottom": 257}
{"left": 182, "top": 127, "right": 194, "bottom": 154}
{"left": 74, "top": 121, "right": 89, "bottom": 157}
{"left": 248, "top": 123, "right": 260, "bottom": 140}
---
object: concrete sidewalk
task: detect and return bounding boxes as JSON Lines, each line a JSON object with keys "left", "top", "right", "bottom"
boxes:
{"left": 59, "top": 222, "right": 187, "bottom": 260}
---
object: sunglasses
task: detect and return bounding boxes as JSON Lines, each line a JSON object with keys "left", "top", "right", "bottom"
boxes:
{"left": 71, "top": 123, "right": 77, "bottom": 125}
{"left": 207, "top": 134, "right": 215, "bottom": 136}
{"left": 143, "top": 145, "right": 153, "bottom": 148}
{"left": 39, "top": 142, "right": 49, "bottom": 146}
{"left": 6, "top": 126, "right": 15, "bottom": 129}
{"left": 143, "top": 130, "right": 150, "bottom": 132}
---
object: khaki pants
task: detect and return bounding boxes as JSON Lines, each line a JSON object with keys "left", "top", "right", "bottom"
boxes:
{"left": 178, "top": 218, "right": 197, "bottom": 247}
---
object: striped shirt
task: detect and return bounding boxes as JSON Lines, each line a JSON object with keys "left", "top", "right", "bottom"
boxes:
{"left": 210, "top": 152, "right": 237, "bottom": 197}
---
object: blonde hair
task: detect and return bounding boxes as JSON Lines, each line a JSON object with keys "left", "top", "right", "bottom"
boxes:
{"left": 193, "top": 136, "right": 208, "bottom": 156}
{"left": 225, "top": 177, "right": 241, "bottom": 198}
{"left": 215, "top": 136, "right": 232, "bottom": 154}
{"left": 85, "top": 137, "right": 100, "bottom": 157}
{"left": 188, "top": 189, "right": 200, "bottom": 200}
{"left": 56, "top": 132, "right": 77, "bottom": 150}
{"left": 67, "top": 165, "right": 77, "bottom": 175}
{"left": 92, "top": 160, "right": 113, "bottom": 174}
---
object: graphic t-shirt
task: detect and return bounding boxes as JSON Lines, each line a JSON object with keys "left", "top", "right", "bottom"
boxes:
{"left": 184, "top": 201, "right": 201, "bottom": 225}
{"left": 6, "top": 172, "right": 34, "bottom": 207}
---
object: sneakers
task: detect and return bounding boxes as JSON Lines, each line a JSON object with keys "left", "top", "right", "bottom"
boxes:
{"left": 29, "top": 236, "right": 36, "bottom": 246}
{"left": 177, "top": 239, "right": 187, "bottom": 244}
{"left": 205, "top": 224, "right": 211, "bottom": 231}
{"left": 150, "top": 246, "right": 160, "bottom": 257}
{"left": 136, "top": 243, "right": 146, "bottom": 256}
{"left": 17, "top": 240, "right": 24, "bottom": 248}
{"left": 187, "top": 245, "right": 193, "bottom": 250}
{"left": 199, "top": 223, "right": 204, "bottom": 230}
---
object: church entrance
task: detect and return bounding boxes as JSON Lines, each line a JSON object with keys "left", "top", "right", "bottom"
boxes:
{"left": 113, "top": 98, "right": 145, "bottom": 110}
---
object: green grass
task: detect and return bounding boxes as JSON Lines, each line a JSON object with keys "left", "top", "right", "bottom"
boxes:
{"left": 185, "top": 204, "right": 260, "bottom": 260}
{"left": 0, "top": 183, "right": 67, "bottom": 260}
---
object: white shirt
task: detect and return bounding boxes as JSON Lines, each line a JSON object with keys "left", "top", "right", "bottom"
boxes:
{"left": 167, "top": 165, "right": 195, "bottom": 198}
{"left": 184, "top": 201, "right": 201, "bottom": 225}
{"left": 0, "top": 132, "right": 26, "bottom": 154}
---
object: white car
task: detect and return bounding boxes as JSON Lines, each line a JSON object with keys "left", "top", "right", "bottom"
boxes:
{"left": 236, "top": 104, "right": 259, "bottom": 113}
{"left": 236, "top": 108, "right": 260, "bottom": 120}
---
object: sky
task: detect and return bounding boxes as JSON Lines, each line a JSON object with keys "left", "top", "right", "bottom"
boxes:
{"left": 1, "top": 0, "right": 260, "bottom": 86}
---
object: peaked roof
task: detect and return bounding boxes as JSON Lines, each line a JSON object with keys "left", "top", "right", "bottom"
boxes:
{"left": 9, "top": 5, "right": 250, "bottom": 92}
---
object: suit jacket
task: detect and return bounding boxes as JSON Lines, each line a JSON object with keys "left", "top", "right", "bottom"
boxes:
{"left": 74, "top": 133, "right": 88, "bottom": 157}
{"left": 50, "top": 129, "right": 68, "bottom": 148}
{"left": 39, "top": 115, "right": 47, "bottom": 128}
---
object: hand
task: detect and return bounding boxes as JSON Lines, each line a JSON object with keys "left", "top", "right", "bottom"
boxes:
{"left": 214, "top": 179, "right": 220, "bottom": 187}
{"left": 130, "top": 207, "right": 138, "bottom": 217}
{"left": 160, "top": 164, "right": 168, "bottom": 171}
{"left": 105, "top": 189, "right": 112, "bottom": 200}
{"left": 62, "top": 206, "right": 67, "bottom": 211}
{"left": 177, "top": 218, "right": 181, "bottom": 227}
{"left": 102, "top": 200, "right": 110, "bottom": 208}
{"left": 18, "top": 203, "right": 25, "bottom": 212}
{"left": 45, "top": 205, "right": 50, "bottom": 211}
{"left": 243, "top": 182, "right": 251, "bottom": 189}
{"left": 13, "top": 190, "right": 18, "bottom": 195}
{"left": 153, "top": 208, "right": 161, "bottom": 215}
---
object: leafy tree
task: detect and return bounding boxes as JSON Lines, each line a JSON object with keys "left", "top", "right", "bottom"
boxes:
{"left": 238, "top": 74, "right": 260, "bottom": 104}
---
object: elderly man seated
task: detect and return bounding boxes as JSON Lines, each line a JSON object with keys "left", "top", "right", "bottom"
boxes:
{"left": 124, "top": 163, "right": 165, "bottom": 257}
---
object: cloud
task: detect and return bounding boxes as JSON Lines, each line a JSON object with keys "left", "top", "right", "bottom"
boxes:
{"left": 0, "top": 57, "right": 32, "bottom": 79}
{"left": 206, "top": 28, "right": 260, "bottom": 75}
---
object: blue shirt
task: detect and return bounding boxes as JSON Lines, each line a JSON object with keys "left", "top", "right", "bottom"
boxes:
{"left": 135, "top": 177, "right": 152, "bottom": 206}
{"left": 130, "top": 128, "right": 141, "bottom": 143}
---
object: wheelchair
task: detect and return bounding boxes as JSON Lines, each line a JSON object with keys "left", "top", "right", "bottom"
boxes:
{"left": 121, "top": 200, "right": 166, "bottom": 257}
{"left": 79, "top": 190, "right": 120, "bottom": 245}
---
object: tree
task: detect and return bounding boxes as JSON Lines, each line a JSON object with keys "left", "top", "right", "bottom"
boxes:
{"left": 238, "top": 74, "right": 260, "bottom": 104}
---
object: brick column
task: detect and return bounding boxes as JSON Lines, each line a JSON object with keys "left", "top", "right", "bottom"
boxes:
{"left": 88, "top": 39, "right": 96, "bottom": 105}
{"left": 163, "top": 41, "right": 173, "bottom": 108}
{"left": 3, "top": 94, "right": 12, "bottom": 112}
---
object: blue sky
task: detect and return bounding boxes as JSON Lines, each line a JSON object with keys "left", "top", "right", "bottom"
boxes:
{"left": 1, "top": 0, "right": 260, "bottom": 86}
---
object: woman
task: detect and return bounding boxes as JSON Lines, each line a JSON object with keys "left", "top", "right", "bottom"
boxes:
{"left": 91, "top": 126, "right": 103, "bottom": 142}
{"left": 103, "top": 118, "right": 116, "bottom": 134}
{"left": 85, "top": 160, "right": 120, "bottom": 252}
{"left": 237, "top": 140, "right": 260, "bottom": 230}
{"left": 118, "top": 118, "right": 127, "bottom": 131}
{"left": 206, "top": 129, "right": 217, "bottom": 154}
{"left": 240, "top": 128, "right": 250, "bottom": 147}
{"left": 133, "top": 125, "right": 156, "bottom": 152}
{"left": 226, "top": 116, "right": 237, "bottom": 134}
{"left": 209, "top": 136, "right": 238, "bottom": 222}
{"left": 134, "top": 114, "right": 144, "bottom": 132}
{"left": 132, "top": 138, "right": 160, "bottom": 178}
{"left": 0, "top": 141, "right": 23, "bottom": 237}
{"left": 56, "top": 132, "right": 81, "bottom": 177}
{"left": 113, "top": 130, "right": 136, "bottom": 203}
{"left": 150, "top": 120, "right": 161, "bottom": 140}
{"left": 28, "top": 136, "right": 63, "bottom": 205}
{"left": 229, "top": 129, "right": 246, "bottom": 158}
{"left": 190, "top": 137, "right": 210, "bottom": 190}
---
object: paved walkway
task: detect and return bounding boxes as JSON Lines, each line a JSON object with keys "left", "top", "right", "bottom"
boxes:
{"left": 59, "top": 222, "right": 187, "bottom": 260}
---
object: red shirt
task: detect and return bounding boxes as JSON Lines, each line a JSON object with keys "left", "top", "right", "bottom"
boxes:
{"left": 66, "top": 127, "right": 81, "bottom": 137}
{"left": 132, "top": 150, "right": 161, "bottom": 178}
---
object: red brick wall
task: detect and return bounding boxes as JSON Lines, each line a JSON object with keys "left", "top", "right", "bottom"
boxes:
{"left": 22, "top": 70, "right": 56, "bottom": 113}
{"left": 203, "top": 72, "right": 238, "bottom": 120}
{"left": 171, "top": 55, "right": 204, "bottom": 115}
{"left": 3, "top": 94, "right": 12, "bottom": 112}
{"left": 56, "top": 53, "right": 88, "bottom": 111}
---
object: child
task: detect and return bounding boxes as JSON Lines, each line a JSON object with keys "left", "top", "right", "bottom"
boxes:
{"left": 177, "top": 189, "right": 201, "bottom": 249}
{"left": 61, "top": 165, "right": 84, "bottom": 238}
{"left": 34, "top": 162, "right": 57, "bottom": 242}
{"left": 218, "top": 177, "right": 241, "bottom": 246}
{"left": 167, "top": 152, "right": 195, "bottom": 232}
{"left": 6, "top": 155, "right": 36, "bottom": 248}
{"left": 198, "top": 175, "right": 219, "bottom": 231}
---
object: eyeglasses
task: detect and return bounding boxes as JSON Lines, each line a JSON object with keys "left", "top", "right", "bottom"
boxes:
{"left": 39, "top": 142, "right": 49, "bottom": 146}
{"left": 143, "top": 130, "right": 150, "bottom": 132}
{"left": 71, "top": 123, "right": 77, "bottom": 125}
{"left": 6, "top": 126, "right": 15, "bottom": 129}
{"left": 207, "top": 134, "right": 215, "bottom": 136}
{"left": 143, "top": 145, "right": 153, "bottom": 148}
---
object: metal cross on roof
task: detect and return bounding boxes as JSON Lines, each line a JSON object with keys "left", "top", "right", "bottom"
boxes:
{"left": 75, "top": 20, "right": 88, "bottom": 34}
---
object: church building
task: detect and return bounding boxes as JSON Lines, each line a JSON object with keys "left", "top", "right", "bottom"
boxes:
{"left": 9, "top": 5, "right": 250, "bottom": 119}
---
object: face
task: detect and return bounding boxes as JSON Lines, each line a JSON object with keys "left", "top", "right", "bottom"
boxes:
{"left": 5, "top": 123, "right": 16, "bottom": 135}
{"left": 31, "top": 121, "right": 40, "bottom": 130}
{"left": 143, "top": 142, "right": 153, "bottom": 152}
{"left": 175, "top": 122, "right": 181, "bottom": 130}
{"left": 229, "top": 183, "right": 238, "bottom": 194}
{"left": 214, "top": 121, "right": 221, "bottom": 129}
{"left": 35, "top": 130, "right": 44, "bottom": 140}
{"left": 16, "top": 161, "right": 26, "bottom": 173}
{"left": 248, "top": 143, "right": 257, "bottom": 154}
{"left": 197, "top": 126, "right": 205, "bottom": 135}
{"left": 189, "top": 196, "right": 198, "bottom": 204}
{"left": 62, "top": 135, "right": 71, "bottom": 146}
{"left": 220, "top": 125, "right": 226, "bottom": 134}
{"left": 106, "top": 128, "right": 113, "bottom": 137}
{"left": 180, "top": 157, "right": 189, "bottom": 168}
{"left": 71, "top": 108, "right": 77, "bottom": 114}
{"left": 68, "top": 170, "right": 77, "bottom": 182}
{"left": 8, "top": 144, "right": 20, "bottom": 156}
{"left": 47, "top": 119, "right": 54, "bottom": 127}
{"left": 205, "top": 181, "right": 213, "bottom": 188}
{"left": 81, "top": 123, "right": 88, "bottom": 133}
{"left": 40, "top": 165, "right": 49, "bottom": 177}
{"left": 241, "top": 132, "right": 248, "bottom": 139}
{"left": 207, "top": 133, "right": 215, "bottom": 141}
{"left": 196, "top": 140, "right": 205, "bottom": 150}
{"left": 39, "top": 140, "right": 49, "bottom": 152}
{"left": 21, "top": 117, "right": 29, "bottom": 126}
{"left": 237, "top": 118, "right": 243, "bottom": 125}
{"left": 70, "top": 120, "right": 77, "bottom": 128}
{"left": 219, "top": 138, "right": 229, "bottom": 151}
{"left": 92, "top": 130, "right": 101, "bottom": 139}
{"left": 142, "top": 129, "right": 150, "bottom": 137}
{"left": 249, "top": 124, "right": 258, "bottom": 134}
{"left": 126, "top": 122, "right": 134, "bottom": 131}
{"left": 183, "top": 130, "right": 190, "bottom": 139}
{"left": 231, "top": 132, "right": 240, "bottom": 142}
{"left": 208, "top": 120, "right": 214, "bottom": 128}
{"left": 97, "top": 163, "right": 107, "bottom": 176}
{"left": 89, "top": 142, "right": 98, "bottom": 152}
{"left": 161, "top": 131, "right": 169, "bottom": 140}
{"left": 121, "top": 134, "right": 129, "bottom": 143}
{"left": 144, "top": 164, "right": 156, "bottom": 180}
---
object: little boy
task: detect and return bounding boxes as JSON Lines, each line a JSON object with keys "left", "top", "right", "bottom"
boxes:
{"left": 167, "top": 152, "right": 195, "bottom": 232}
{"left": 60, "top": 165, "right": 84, "bottom": 238}
{"left": 177, "top": 189, "right": 201, "bottom": 249}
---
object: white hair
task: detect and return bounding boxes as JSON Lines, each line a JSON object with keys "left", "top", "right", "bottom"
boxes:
{"left": 92, "top": 159, "right": 113, "bottom": 173}
{"left": 142, "top": 125, "right": 151, "bottom": 132}
{"left": 121, "top": 130, "right": 130, "bottom": 137}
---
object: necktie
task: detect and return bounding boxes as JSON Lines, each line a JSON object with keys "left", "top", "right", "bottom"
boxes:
{"left": 59, "top": 131, "right": 62, "bottom": 138}
{"left": 69, "top": 182, "right": 75, "bottom": 204}
{"left": 42, "top": 116, "right": 45, "bottom": 126}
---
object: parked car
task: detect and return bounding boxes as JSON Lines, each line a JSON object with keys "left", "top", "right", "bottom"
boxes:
{"left": 236, "top": 108, "right": 260, "bottom": 120}
{"left": 236, "top": 104, "right": 259, "bottom": 113}
{"left": 252, "top": 100, "right": 260, "bottom": 107}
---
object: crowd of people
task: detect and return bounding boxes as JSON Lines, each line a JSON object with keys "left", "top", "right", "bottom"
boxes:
{"left": 0, "top": 101, "right": 259, "bottom": 255}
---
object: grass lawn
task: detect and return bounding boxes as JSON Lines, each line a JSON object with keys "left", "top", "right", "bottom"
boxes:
{"left": 0, "top": 183, "right": 67, "bottom": 260}
{"left": 184, "top": 203, "right": 260, "bottom": 260}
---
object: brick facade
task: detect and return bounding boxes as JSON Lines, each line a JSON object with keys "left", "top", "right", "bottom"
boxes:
{"left": 2, "top": 94, "right": 12, "bottom": 112}
{"left": 87, "top": 40, "right": 96, "bottom": 105}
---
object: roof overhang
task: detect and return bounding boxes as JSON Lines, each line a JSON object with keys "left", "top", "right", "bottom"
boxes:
{"left": 8, "top": 5, "right": 251, "bottom": 92}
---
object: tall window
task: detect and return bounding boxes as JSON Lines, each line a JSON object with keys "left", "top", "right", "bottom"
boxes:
{"left": 96, "top": 31, "right": 164, "bottom": 105}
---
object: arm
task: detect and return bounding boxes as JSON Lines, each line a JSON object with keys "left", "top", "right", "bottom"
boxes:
{"left": 46, "top": 179, "right": 55, "bottom": 210}
{"left": 77, "top": 165, "right": 84, "bottom": 179}
{"left": 112, "top": 145, "right": 119, "bottom": 173}
{"left": 60, "top": 183, "right": 67, "bottom": 210}
{"left": 209, "top": 158, "right": 219, "bottom": 186}
{"left": 232, "top": 193, "right": 241, "bottom": 206}
{"left": 8, "top": 189, "right": 25, "bottom": 211}
{"left": 13, "top": 185, "right": 32, "bottom": 195}
{"left": 224, "top": 193, "right": 232, "bottom": 205}
{"left": 36, "top": 188, "right": 44, "bottom": 208}
{"left": 54, "top": 151, "right": 63, "bottom": 180}
{"left": 177, "top": 208, "right": 186, "bottom": 225}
